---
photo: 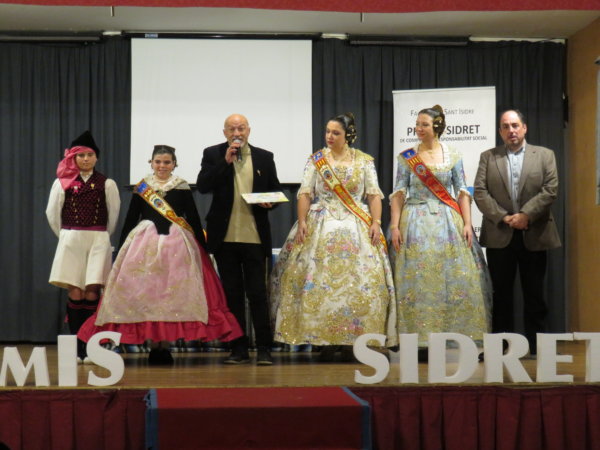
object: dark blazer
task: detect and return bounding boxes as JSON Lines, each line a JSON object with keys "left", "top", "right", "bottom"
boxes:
{"left": 474, "top": 143, "right": 561, "bottom": 251}
{"left": 197, "top": 142, "right": 281, "bottom": 256}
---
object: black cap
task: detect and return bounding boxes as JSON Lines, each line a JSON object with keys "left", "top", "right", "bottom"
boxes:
{"left": 70, "top": 130, "right": 100, "bottom": 156}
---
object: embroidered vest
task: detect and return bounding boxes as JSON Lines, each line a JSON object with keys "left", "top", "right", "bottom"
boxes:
{"left": 61, "top": 171, "right": 108, "bottom": 230}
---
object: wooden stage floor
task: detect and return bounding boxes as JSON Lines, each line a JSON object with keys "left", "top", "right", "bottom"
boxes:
{"left": 2, "top": 341, "right": 592, "bottom": 389}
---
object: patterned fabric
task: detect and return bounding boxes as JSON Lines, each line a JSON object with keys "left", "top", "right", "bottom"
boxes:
{"left": 77, "top": 175, "right": 242, "bottom": 344}
{"left": 391, "top": 143, "right": 491, "bottom": 346}
{"left": 61, "top": 171, "right": 108, "bottom": 228}
{"left": 94, "top": 220, "right": 209, "bottom": 324}
{"left": 270, "top": 148, "right": 397, "bottom": 347}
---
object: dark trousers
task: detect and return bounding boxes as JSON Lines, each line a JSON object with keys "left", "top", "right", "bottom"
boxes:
{"left": 214, "top": 242, "right": 272, "bottom": 350}
{"left": 486, "top": 231, "right": 547, "bottom": 353}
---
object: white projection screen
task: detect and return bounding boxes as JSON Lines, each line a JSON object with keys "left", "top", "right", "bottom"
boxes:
{"left": 131, "top": 38, "right": 313, "bottom": 184}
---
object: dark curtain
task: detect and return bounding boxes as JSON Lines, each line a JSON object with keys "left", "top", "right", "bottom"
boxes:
{"left": 0, "top": 390, "right": 146, "bottom": 450}
{"left": 0, "top": 37, "right": 566, "bottom": 341}
{"left": 351, "top": 386, "right": 600, "bottom": 450}
{"left": 1, "top": 386, "right": 598, "bottom": 450}
{"left": 0, "top": 38, "right": 131, "bottom": 341}
{"left": 312, "top": 39, "right": 566, "bottom": 333}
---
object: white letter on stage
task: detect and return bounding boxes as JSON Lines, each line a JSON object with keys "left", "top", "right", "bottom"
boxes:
{"left": 536, "top": 333, "right": 574, "bottom": 383}
{"left": 399, "top": 333, "right": 419, "bottom": 383}
{"left": 354, "top": 333, "right": 389, "bottom": 384}
{"left": 574, "top": 332, "right": 600, "bottom": 382}
{"left": 428, "top": 333, "right": 478, "bottom": 383}
{"left": 86, "top": 332, "right": 124, "bottom": 387}
{"left": 483, "top": 333, "right": 531, "bottom": 383}
{"left": 57, "top": 335, "right": 78, "bottom": 387}
{"left": 0, "top": 347, "right": 50, "bottom": 387}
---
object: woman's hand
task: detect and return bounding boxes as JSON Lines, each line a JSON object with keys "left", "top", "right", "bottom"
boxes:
{"left": 391, "top": 227, "right": 403, "bottom": 252}
{"left": 369, "top": 222, "right": 381, "bottom": 246}
{"left": 463, "top": 224, "right": 473, "bottom": 248}
{"left": 295, "top": 221, "right": 308, "bottom": 245}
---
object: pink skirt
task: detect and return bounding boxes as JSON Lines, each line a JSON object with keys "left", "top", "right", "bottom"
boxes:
{"left": 78, "top": 222, "right": 242, "bottom": 344}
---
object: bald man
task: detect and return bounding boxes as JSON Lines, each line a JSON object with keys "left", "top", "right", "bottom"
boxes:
{"left": 197, "top": 114, "right": 281, "bottom": 366}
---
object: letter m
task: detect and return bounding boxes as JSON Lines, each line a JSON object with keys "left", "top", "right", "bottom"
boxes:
{"left": 0, "top": 347, "right": 50, "bottom": 386}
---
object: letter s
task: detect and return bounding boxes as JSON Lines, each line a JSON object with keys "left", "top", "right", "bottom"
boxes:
{"left": 86, "top": 331, "right": 125, "bottom": 387}
{"left": 354, "top": 333, "right": 389, "bottom": 384}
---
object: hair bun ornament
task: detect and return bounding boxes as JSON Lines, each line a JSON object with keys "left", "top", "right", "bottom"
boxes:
{"left": 343, "top": 112, "right": 357, "bottom": 144}
{"left": 430, "top": 106, "right": 446, "bottom": 136}
{"left": 346, "top": 123, "right": 358, "bottom": 145}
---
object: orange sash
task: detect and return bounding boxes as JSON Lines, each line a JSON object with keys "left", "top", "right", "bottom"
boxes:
{"left": 311, "top": 150, "right": 387, "bottom": 252}
{"left": 134, "top": 180, "right": 193, "bottom": 233}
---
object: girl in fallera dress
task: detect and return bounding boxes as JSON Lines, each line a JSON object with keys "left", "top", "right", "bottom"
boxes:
{"left": 46, "top": 131, "right": 121, "bottom": 363}
{"left": 78, "top": 145, "right": 242, "bottom": 364}
{"left": 270, "top": 113, "right": 397, "bottom": 362}
{"left": 389, "top": 105, "right": 491, "bottom": 361}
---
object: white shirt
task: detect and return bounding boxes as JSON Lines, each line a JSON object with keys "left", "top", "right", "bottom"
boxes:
{"left": 506, "top": 142, "right": 526, "bottom": 214}
{"left": 46, "top": 175, "right": 121, "bottom": 237}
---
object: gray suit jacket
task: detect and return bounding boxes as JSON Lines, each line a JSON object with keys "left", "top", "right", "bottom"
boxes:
{"left": 474, "top": 143, "right": 561, "bottom": 251}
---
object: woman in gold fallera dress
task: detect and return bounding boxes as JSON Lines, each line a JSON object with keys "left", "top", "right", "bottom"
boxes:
{"left": 270, "top": 113, "right": 397, "bottom": 361}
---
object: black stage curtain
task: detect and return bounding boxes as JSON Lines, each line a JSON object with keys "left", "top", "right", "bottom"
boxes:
{"left": 312, "top": 38, "right": 567, "bottom": 334}
{"left": 0, "top": 38, "right": 131, "bottom": 341}
{"left": 0, "top": 37, "right": 566, "bottom": 341}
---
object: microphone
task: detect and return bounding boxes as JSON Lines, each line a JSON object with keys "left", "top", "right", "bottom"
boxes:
{"left": 232, "top": 138, "right": 243, "bottom": 162}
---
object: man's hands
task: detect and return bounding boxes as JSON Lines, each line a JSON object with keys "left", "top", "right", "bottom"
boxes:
{"left": 503, "top": 212, "right": 529, "bottom": 230}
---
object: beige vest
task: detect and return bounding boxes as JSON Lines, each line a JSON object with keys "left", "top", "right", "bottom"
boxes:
{"left": 224, "top": 144, "right": 260, "bottom": 244}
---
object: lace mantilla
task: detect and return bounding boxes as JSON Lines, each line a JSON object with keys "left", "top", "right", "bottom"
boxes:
{"left": 142, "top": 174, "right": 190, "bottom": 196}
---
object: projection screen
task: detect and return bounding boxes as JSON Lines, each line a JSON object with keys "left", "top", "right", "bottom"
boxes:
{"left": 131, "top": 38, "right": 313, "bottom": 185}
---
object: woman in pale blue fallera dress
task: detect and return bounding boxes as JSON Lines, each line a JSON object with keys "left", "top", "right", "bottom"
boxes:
{"left": 389, "top": 105, "right": 491, "bottom": 356}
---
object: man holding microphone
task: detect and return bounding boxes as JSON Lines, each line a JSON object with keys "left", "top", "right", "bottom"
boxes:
{"left": 197, "top": 114, "right": 282, "bottom": 366}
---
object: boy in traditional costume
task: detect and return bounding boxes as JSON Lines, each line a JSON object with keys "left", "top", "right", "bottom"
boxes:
{"left": 46, "top": 130, "right": 121, "bottom": 362}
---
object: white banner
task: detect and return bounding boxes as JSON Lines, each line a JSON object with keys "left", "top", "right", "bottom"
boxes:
{"left": 392, "top": 87, "right": 496, "bottom": 236}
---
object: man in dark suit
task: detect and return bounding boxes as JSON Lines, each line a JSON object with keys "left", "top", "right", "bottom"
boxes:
{"left": 474, "top": 109, "right": 561, "bottom": 357}
{"left": 197, "top": 114, "right": 281, "bottom": 365}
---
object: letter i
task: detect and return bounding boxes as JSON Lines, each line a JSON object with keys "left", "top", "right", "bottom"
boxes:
{"left": 57, "top": 335, "right": 78, "bottom": 387}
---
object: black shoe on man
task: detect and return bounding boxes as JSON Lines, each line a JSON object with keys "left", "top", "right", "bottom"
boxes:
{"left": 256, "top": 347, "right": 273, "bottom": 366}
{"left": 478, "top": 340, "right": 510, "bottom": 362}
{"left": 148, "top": 348, "right": 174, "bottom": 366}
{"left": 224, "top": 350, "right": 250, "bottom": 365}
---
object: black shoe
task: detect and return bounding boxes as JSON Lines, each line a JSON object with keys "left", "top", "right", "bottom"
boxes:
{"left": 340, "top": 345, "right": 356, "bottom": 363}
{"left": 479, "top": 341, "right": 510, "bottom": 362}
{"left": 224, "top": 350, "right": 250, "bottom": 365}
{"left": 256, "top": 347, "right": 273, "bottom": 366}
{"left": 318, "top": 345, "right": 338, "bottom": 362}
{"left": 77, "top": 339, "right": 87, "bottom": 360}
{"left": 148, "top": 348, "right": 174, "bottom": 366}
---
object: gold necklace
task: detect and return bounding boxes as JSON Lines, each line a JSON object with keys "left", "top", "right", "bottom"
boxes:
{"left": 330, "top": 147, "right": 351, "bottom": 162}
{"left": 419, "top": 143, "right": 442, "bottom": 159}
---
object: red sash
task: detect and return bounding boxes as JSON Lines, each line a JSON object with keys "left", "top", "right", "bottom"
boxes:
{"left": 399, "top": 148, "right": 462, "bottom": 216}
